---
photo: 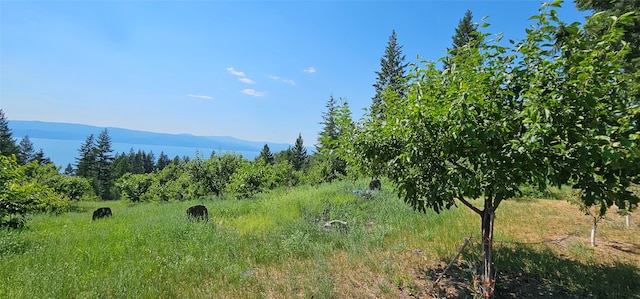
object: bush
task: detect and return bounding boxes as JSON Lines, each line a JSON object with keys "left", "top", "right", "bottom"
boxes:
{"left": 1, "top": 155, "right": 70, "bottom": 228}
{"left": 116, "top": 173, "right": 153, "bottom": 202}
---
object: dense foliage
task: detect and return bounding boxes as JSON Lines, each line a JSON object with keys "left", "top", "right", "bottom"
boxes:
{"left": 340, "top": 2, "right": 639, "bottom": 297}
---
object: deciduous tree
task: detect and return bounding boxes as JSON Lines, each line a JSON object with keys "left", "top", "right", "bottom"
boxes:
{"left": 348, "top": 2, "right": 638, "bottom": 297}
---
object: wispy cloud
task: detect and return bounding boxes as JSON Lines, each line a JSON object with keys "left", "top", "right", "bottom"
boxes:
{"left": 239, "top": 77, "right": 255, "bottom": 84}
{"left": 187, "top": 94, "right": 213, "bottom": 100}
{"left": 242, "top": 89, "right": 266, "bottom": 97}
{"left": 303, "top": 67, "right": 316, "bottom": 73}
{"left": 269, "top": 75, "right": 296, "bottom": 85}
{"left": 226, "top": 67, "right": 245, "bottom": 77}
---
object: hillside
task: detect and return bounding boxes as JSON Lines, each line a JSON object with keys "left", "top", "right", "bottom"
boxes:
{"left": 8, "top": 120, "right": 293, "bottom": 166}
{"left": 0, "top": 181, "right": 638, "bottom": 298}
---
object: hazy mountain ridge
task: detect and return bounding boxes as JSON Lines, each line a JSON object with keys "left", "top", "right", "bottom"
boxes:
{"left": 8, "top": 120, "right": 294, "bottom": 166}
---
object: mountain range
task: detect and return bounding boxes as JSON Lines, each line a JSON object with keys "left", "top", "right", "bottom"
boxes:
{"left": 8, "top": 120, "right": 294, "bottom": 167}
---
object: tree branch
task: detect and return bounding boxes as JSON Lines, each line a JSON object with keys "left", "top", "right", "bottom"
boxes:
{"left": 457, "top": 196, "right": 482, "bottom": 215}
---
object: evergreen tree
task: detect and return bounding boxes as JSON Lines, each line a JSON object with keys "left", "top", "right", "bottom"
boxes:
{"left": 112, "top": 153, "right": 131, "bottom": 179}
{"left": 291, "top": 133, "right": 308, "bottom": 171}
{"left": 130, "top": 149, "right": 144, "bottom": 174}
{"left": 32, "top": 149, "right": 52, "bottom": 165}
{"left": 316, "top": 95, "right": 340, "bottom": 153}
{"left": 94, "top": 129, "right": 114, "bottom": 199}
{"left": 371, "top": 30, "right": 408, "bottom": 119}
{"left": 142, "top": 151, "right": 155, "bottom": 173}
{"left": 0, "top": 109, "right": 18, "bottom": 157}
{"left": 75, "top": 134, "right": 96, "bottom": 178}
{"left": 258, "top": 144, "right": 275, "bottom": 165}
{"left": 444, "top": 10, "right": 480, "bottom": 70}
{"left": 64, "top": 163, "right": 74, "bottom": 175}
{"left": 156, "top": 151, "right": 171, "bottom": 171}
{"left": 17, "top": 135, "right": 35, "bottom": 164}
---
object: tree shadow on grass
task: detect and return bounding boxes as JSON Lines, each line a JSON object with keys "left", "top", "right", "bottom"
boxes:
{"left": 494, "top": 244, "right": 640, "bottom": 299}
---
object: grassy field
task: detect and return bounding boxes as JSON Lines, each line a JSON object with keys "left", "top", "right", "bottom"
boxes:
{"left": 1, "top": 180, "right": 638, "bottom": 298}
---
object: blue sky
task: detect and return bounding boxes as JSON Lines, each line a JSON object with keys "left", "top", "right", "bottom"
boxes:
{"left": 1, "top": 1, "right": 589, "bottom": 146}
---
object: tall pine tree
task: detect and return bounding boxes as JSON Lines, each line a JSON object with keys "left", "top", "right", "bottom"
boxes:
{"left": 0, "top": 109, "right": 18, "bottom": 157}
{"left": 258, "top": 144, "right": 275, "bottom": 165}
{"left": 316, "top": 94, "right": 340, "bottom": 153}
{"left": 371, "top": 30, "right": 407, "bottom": 119}
{"left": 76, "top": 134, "right": 96, "bottom": 178}
{"left": 17, "top": 136, "right": 35, "bottom": 165}
{"left": 291, "top": 133, "right": 308, "bottom": 171}
{"left": 444, "top": 10, "right": 480, "bottom": 70}
{"left": 156, "top": 151, "right": 171, "bottom": 170}
{"left": 94, "top": 129, "right": 114, "bottom": 199}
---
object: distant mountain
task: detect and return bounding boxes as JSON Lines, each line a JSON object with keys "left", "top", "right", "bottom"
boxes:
{"left": 8, "top": 120, "right": 293, "bottom": 167}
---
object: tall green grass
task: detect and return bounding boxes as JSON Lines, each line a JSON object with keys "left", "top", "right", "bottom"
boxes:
{"left": 2, "top": 180, "right": 637, "bottom": 298}
{"left": 0, "top": 179, "right": 475, "bottom": 298}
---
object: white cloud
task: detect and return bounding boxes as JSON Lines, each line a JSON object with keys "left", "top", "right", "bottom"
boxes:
{"left": 226, "top": 67, "right": 245, "bottom": 77}
{"left": 239, "top": 77, "right": 255, "bottom": 84}
{"left": 242, "top": 89, "right": 265, "bottom": 97}
{"left": 269, "top": 75, "right": 295, "bottom": 85}
{"left": 187, "top": 94, "right": 213, "bottom": 100}
{"left": 303, "top": 67, "right": 316, "bottom": 73}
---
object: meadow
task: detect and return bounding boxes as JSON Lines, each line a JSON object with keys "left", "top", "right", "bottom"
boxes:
{"left": 1, "top": 180, "right": 638, "bottom": 298}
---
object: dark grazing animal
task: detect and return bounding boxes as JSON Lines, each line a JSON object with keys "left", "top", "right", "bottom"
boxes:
{"left": 187, "top": 205, "right": 208, "bottom": 222}
{"left": 369, "top": 179, "right": 381, "bottom": 191}
{"left": 92, "top": 207, "right": 112, "bottom": 221}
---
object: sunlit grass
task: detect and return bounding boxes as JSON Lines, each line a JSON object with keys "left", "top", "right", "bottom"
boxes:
{"left": 1, "top": 180, "right": 638, "bottom": 298}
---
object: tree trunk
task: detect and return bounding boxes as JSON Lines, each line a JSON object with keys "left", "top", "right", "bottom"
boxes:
{"left": 480, "top": 207, "right": 496, "bottom": 298}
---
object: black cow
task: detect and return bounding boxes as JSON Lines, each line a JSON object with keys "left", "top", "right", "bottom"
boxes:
{"left": 92, "top": 207, "right": 112, "bottom": 221}
{"left": 187, "top": 205, "right": 208, "bottom": 222}
{"left": 369, "top": 179, "right": 381, "bottom": 191}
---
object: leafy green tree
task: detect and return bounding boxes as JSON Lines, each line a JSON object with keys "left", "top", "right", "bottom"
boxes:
{"left": 94, "top": 129, "right": 114, "bottom": 200}
{"left": 348, "top": 3, "right": 638, "bottom": 297}
{"left": 1, "top": 156, "right": 69, "bottom": 228}
{"left": 521, "top": 4, "right": 639, "bottom": 247}
{"left": 258, "top": 144, "right": 275, "bottom": 165}
{"left": 575, "top": 0, "right": 640, "bottom": 73}
{"left": 116, "top": 173, "right": 153, "bottom": 202}
{"left": 0, "top": 109, "right": 18, "bottom": 157}
{"left": 443, "top": 9, "right": 480, "bottom": 70}
{"left": 226, "top": 159, "right": 265, "bottom": 198}
{"left": 371, "top": 30, "right": 408, "bottom": 119}
{"left": 291, "top": 133, "right": 308, "bottom": 171}
{"left": 75, "top": 134, "right": 96, "bottom": 178}
{"left": 17, "top": 135, "right": 35, "bottom": 165}
{"left": 188, "top": 153, "right": 245, "bottom": 197}
{"left": 274, "top": 147, "right": 293, "bottom": 165}
{"left": 25, "top": 162, "right": 95, "bottom": 201}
